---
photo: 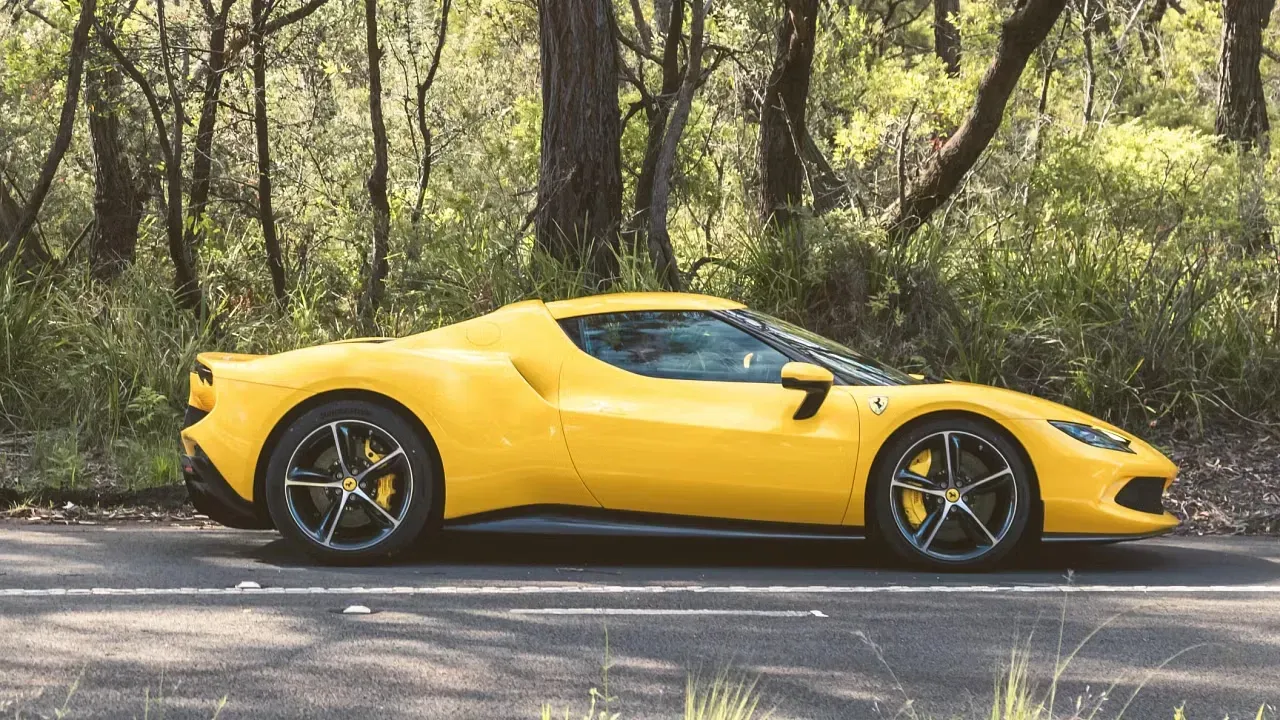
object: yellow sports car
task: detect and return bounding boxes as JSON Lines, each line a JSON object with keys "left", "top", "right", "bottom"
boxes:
{"left": 180, "top": 292, "right": 1179, "bottom": 569}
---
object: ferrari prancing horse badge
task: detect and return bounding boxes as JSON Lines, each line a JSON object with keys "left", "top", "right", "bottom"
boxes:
{"left": 869, "top": 396, "right": 889, "bottom": 415}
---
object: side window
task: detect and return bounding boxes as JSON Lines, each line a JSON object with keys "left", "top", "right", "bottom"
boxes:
{"left": 560, "top": 311, "right": 790, "bottom": 383}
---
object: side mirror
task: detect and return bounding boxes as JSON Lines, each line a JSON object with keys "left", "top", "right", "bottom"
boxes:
{"left": 780, "top": 362, "right": 833, "bottom": 420}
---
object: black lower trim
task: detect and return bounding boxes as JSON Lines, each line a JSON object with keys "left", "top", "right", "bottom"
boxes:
{"left": 182, "top": 405, "right": 209, "bottom": 431}
{"left": 444, "top": 505, "right": 864, "bottom": 541}
{"left": 182, "top": 448, "right": 273, "bottom": 530}
{"left": 1041, "top": 527, "right": 1175, "bottom": 544}
{"left": 1114, "top": 476, "right": 1167, "bottom": 515}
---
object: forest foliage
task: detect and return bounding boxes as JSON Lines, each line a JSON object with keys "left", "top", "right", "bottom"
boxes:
{"left": 1, "top": 0, "right": 1278, "bottom": 473}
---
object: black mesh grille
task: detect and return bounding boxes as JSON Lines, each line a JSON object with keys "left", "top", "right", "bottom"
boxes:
{"left": 1115, "top": 477, "right": 1167, "bottom": 515}
{"left": 182, "top": 405, "right": 209, "bottom": 430}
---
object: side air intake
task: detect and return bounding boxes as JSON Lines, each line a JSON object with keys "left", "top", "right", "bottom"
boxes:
{"left": 1114, "top": 477, "right": 1166, "bottom": 515}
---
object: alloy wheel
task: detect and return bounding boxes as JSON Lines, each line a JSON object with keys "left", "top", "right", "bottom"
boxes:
{"left": 888, "top": 430, "right": 1019, "bottom": 563}
{"left": 282, "top": 419, "right": 414, "bottom": 552}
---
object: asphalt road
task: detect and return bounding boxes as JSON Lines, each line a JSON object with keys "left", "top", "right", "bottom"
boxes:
{"left": 0, "top": 525, "right": 1277, "bottom": 719}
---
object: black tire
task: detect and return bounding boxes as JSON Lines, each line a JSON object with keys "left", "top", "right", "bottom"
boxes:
{"left": 871, "top": 416, "right": 1033, "bottom": 571}
{"left": 264, "top": 399, "right": 436, "bottom": 565}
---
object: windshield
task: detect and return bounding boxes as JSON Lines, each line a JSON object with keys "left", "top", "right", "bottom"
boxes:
{"left": 725, "top": 309, "right": 923, "bottom": 386}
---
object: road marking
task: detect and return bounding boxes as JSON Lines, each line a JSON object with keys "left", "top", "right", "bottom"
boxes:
{"left": 0, "top": 583, "right": 1277, "bottom": 598}
{"left": 509, "top": 608, "right": 826, "bottom": 617}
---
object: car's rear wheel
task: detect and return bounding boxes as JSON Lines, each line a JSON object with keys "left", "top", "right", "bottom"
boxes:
{"left": 872, "top": 417, "right": 1032, "bottom": 571}
{"left": 264, "top": 400, "right": 435, "bottom": 564}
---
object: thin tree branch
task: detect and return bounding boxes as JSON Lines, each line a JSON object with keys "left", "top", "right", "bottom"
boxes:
{"left": 3, "top": 0, "right": 96, "bottom": 264}
{"left": 261, "top": 0, "right": 329, "bottom": 34}
{"left": 96, "top": 28, "right": 174, "bottom": 168}
{"left": 616, "top": 30, "right": 664, "bottom": 65}
{"left": 628, "top": 0, "right": 652, "bottom": 52}
{"left": 896, "top": 102, "right": 917, "bottom": 211}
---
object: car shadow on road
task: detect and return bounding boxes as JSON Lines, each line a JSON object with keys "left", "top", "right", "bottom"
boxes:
{"left": 246, "top": 531, "right": 1280, "bottom": 585}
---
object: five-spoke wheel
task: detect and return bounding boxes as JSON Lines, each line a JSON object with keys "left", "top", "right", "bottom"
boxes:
{"left": 265, "top": 400, "right": 435, "bottom": 564}
{"left": 873, "top": 418, "right": 1032, "bottom": 570}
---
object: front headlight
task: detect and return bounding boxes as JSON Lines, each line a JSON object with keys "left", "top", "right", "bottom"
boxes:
{"left": 1049, "top": 421, "right": 1135, "bottom": 454}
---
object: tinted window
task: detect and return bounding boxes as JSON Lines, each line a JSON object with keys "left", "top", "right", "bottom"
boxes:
{"left": 560, "top": 311, "right": 790, "bottom": 383}
{"left": 725, "top": 308, "right": 921, "bottom": 386}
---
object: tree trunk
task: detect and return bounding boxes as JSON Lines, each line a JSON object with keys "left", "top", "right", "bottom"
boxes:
{"left": 535, "top": 0, "right": 623, "bottom": 283}
{"left": 1, "top": 0, "right": 96, "bottom": 269}
{"left": 880, "top": 0, "right": 1067, "bottom": 243}
{"left": 934, "top": 0, "right": 961, "bottom": 76}
{"left": 654, "top": 0, "right": 673, "bottom": 33}
{"left": 251, "top": 0, "right": 287, "bottom": 304}
{"left": 758, "top": 0, "right": 819, "bottom": 229}
{"left": 157, "top": 0, "right": 201, "bottom": 308}
{"left": 184, "top": 0, "right": 236, "bottom": 255}
{"left": 631, "top": 0, "right": 683, "bottom": 241}
{"left": 186, "top": 0, "right": 329, "bottom": 257}
{"left": 1079, "top": 0, "right": 1097, "bottom": 124}
{"left": 411, "top": 0, "right": 451, "bottom": 226}
{"left": 86, "top": 53, "right": 142, "bottom": 280}
{"left": 362, "top": 0, "right": 391, "bottom": 313}
{"left": 1215, "top": 0, "right": 1274, "bottom": 150}
{"left": 99, "top": 10, "right": 202, "bottom": 309}
{"left": 0, "top": 175, "right": 24, "bottom": 249}
{"left": 649, "top": 0, "right": 711, "bottom": 291}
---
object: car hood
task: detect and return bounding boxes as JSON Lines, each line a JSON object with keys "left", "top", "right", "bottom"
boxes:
{"left": 942, "top": 380, "right": 1136, "bottom": 436}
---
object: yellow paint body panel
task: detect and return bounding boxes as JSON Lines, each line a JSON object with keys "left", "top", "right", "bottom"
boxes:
{"left": 181, "top": 292, "right": 1178, "bottom": 538}
{"left": 546, "top": 292, "right": 744, "bottom": 319}
{"left": 558, "top": 348, "right": 858, "bottom": 524}
{"left": 840, "top": 383, "right": 1179, "bottom": 535}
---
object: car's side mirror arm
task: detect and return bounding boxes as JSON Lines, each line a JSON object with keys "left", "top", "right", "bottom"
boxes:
{"left": 780, "top": 362, "right": 834, "bottom": 420}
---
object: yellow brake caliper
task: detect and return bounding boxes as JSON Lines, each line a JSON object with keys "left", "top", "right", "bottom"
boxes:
{"left": 903, "top": 450, "right": 931, "bottom": 528}
{"left": 364, "top": 439, "right": 396, "bottom": 510}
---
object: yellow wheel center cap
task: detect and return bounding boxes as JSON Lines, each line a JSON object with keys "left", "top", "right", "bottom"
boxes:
{"left": 945, "top": 488, "right": 960, "bottom": 503}
{"left": 342, "top": 477, "right": 357, "bottom": 492}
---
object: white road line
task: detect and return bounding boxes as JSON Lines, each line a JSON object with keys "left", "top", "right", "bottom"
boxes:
{"left": 510, "top": 608, "right": 825, "bottom": 617}
{"left": 0, "top": 583, "right": 1277, "bottom": 598}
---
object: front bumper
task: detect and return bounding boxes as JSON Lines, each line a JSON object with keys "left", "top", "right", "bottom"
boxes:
{"left": 181, "top": 449, "right": 272, "bottom": 530}
{"left": 1011, "top": 419, "right": 1181, "bottom": 538}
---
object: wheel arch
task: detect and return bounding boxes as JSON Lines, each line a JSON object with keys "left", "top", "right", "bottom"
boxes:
{"left": 252, "top": 388, "right": 446, "bottom": 530}
{"left": 862, "top": 409, "right": 1043, "bottom": 539}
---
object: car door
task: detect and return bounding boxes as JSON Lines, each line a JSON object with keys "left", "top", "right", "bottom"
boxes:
{"left": 557, "top": 310, "right": 860, "bottom": 525}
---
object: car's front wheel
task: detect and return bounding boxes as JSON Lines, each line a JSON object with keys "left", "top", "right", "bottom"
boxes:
{"left": 872, "top": 417, "right": 1032, "bottom": 571}
{"left": 264, "top": 400, "right": 435, "bottom": 564}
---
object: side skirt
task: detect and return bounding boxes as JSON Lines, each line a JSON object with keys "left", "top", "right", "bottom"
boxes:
{"left": 1041, "top": 528, "right": 1175, "bottom": 544}
{"left": 444, "top": 506, "right": 865, "bottom": 542}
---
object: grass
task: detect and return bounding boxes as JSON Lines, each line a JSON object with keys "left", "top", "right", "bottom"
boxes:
{"left": 8, "top": 638, "right": 1274, "bottom": 719}
{"left": 538, "top": 651, "right": 1273, "bottom": 720}
{"left": 543, "top": 669, "right": 767, "bottom": 720}
{"left": 1, "top": 428, "right": 180, "bottom": 496}
{"left": 537, "top": 599, "right": 1276, "bottom": 720}
{"left": 3, "top": 669, "right": 228, "bottom": 720}
{"left": 3, "top": 126, "right": 1280, "bottom": 487}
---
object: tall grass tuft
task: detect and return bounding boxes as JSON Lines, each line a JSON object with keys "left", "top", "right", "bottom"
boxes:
{"left": 541, "top": 669, "right": 768, "bottom": 720}
{"left": 684, "top": 671, "right": 768, "bottom": 720}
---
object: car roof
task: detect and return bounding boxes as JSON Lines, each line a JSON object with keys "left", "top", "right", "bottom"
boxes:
{"left": 542, "top": 292, "right": 746, "bottom": 319}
